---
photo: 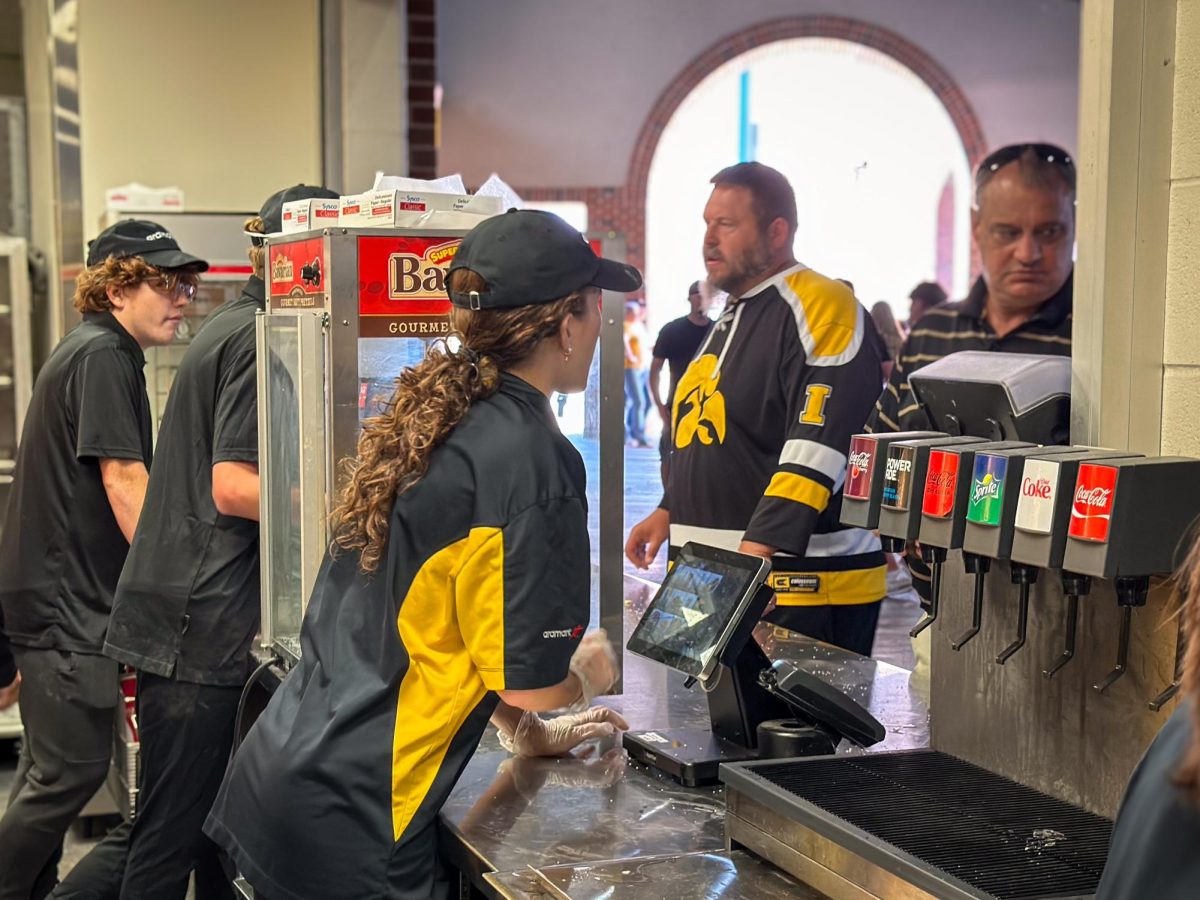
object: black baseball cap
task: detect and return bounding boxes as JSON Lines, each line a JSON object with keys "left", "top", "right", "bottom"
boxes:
{"left": 447, "top": 209, "right": 642, "bottom": 310}
{"left": 86, "top": 220, "right": 209, "bottom": 271}
{"left": 257, "top": 184, "right": 340, "bottom": 237}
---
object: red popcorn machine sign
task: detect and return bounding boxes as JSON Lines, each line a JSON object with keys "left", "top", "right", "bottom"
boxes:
{"left": 357, "top": 235, "right": 460, "bottom": 337}
{"left": 269, "top": 237, "right": 327, "bottom": 310}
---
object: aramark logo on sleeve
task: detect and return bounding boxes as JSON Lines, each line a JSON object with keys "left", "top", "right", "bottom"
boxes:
{"left": 543, "top": 625, "right": 586, "bottom": 639}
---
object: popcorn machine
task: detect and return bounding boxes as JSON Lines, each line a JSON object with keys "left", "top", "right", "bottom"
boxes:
{"left": 256, "top": 226, "right": 474, "bottom": 662}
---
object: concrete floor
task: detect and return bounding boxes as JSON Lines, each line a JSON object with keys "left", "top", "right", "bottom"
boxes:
{"left": 0, "top": 442, "right": 922, "bottom": 886}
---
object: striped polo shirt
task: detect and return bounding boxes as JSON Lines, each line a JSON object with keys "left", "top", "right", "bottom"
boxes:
{"left": 866, "top": 273, "right": 1072, "bottom": 433}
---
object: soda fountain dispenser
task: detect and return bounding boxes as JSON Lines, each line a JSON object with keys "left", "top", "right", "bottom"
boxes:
{"left": 905, "top": 351, "right": 1071, "bottom": 443}
{"left": 1007, "top": 448, "right": 1142, "bottom": 678}
{"left": 841, "top": 432, "right": 945, "bottom": 530}
{"left": 916, "top": 440, "right": 1033, "bottom": 650}
{"left": 960, "top": 445, "right": 1081, "bottom": 664}
{"left": 875, "top": 435, "right": 987, "bottom": 635}
{"left": 1061, "top": 457, "right": 1200, "bottom": 693}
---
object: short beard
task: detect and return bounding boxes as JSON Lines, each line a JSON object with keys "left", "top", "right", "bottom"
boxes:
{"left": 711, "top": 241, "right": 772, "bottom": 295}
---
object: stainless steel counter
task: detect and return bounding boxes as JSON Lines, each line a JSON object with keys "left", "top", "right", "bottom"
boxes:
{"left": 437, "top": 575, "right": 929, "bottom": 899}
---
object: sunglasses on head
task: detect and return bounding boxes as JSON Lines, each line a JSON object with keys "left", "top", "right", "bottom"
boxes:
{"left": 974, "top": 143, "right": 1075, "bottom": 191}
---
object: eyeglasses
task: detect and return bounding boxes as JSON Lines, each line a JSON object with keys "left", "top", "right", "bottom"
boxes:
{"left": 974, "top": 143, "right": 1075, "bottom": 194}
{"left": 148, "top": 271, "right": 199, "bottom": 302}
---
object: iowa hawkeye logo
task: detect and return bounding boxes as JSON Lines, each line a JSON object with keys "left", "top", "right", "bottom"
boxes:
{"left": 673, "top": 354, "right": 726, "bottom": 449}
{"left": 388, "top": 241, "right": 459, "bottom": 298}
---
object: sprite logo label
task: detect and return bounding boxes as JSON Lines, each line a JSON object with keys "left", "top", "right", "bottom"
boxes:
{"left": 966, "top": 453, "right": 1008, "bottom": 526}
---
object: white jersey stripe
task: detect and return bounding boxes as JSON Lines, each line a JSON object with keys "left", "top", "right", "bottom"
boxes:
{"left": 780, "top": 439, "right": 847, "bottom": 484}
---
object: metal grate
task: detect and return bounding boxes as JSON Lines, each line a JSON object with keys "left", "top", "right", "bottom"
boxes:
{"left": 749, "top": 750, "right": 1112, "bottom": 900}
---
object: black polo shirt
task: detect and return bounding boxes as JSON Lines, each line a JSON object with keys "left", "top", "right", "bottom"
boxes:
{"left": 205, "top": 374, "right": 591, "bottom": 900}
{"left": 0, "top": 312, "right": 151, "bottom": 667}
{"left": 1097, "top": 704, "right": 1200, "bottom": 899}
{"left": 866, "top": 272, "right": 1072, "bottom": 433}
{"left": 104, "top": 277, "right": 264, "bottom": 687}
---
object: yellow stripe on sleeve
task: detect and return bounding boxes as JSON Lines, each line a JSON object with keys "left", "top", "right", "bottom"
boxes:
{"left": 764, "top": 472, "right": 832, "bottom": 511}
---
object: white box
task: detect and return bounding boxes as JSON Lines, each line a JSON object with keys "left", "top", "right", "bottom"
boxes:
{"left": 104, "top": 182, "right": 184, "bottom": 213}
{"left": 281, "top": 198, "right": 340, "bottom": 234}
{"left": 339, "top": 190, "right": 502, "bottom": 228}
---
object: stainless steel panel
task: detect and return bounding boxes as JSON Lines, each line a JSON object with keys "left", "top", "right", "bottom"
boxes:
{"left": 929, "top": 557, "right": 1180, "bottom": 817}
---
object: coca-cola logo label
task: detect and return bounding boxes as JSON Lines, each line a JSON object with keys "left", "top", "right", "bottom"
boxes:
{"left": 1068, "top": 463, "right": 1118, "bottom": 543}
{"left": 922, "top": 450, "right": 960, "bottom": 518}
{"left": 1074, "top": 485, "right": 1113, "bottom": 508}
{"left": 1022, "top": 477, "right": 1053, "bottom": 499}
{"left": 844, "top": 436, "right": 877, "bottom": 501}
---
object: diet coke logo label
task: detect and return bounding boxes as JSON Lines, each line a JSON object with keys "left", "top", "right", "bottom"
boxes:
{"left": 1068, "top": 464, "right": 1118, "bottom": 543}
{"left": 1014, "top": 459, "right": 1060, "bottom": 535}
{"left": 1022, "top": 477, "right": 1053, "bottom": 499}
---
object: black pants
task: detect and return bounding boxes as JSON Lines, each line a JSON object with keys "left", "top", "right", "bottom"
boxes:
{"left": 50, "top": 673, "right": 241, "bottom": 900}
{"left": 764, "top": 600, "right": 883, "bottom": 657}
{"left": 0, "top": 648, "right": 119, "bottom": 900}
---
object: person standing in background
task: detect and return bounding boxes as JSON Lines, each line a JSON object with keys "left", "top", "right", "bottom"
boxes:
{"left": 53, "top": 185, "right": 338, "bottom": 900}
{"left": 623, "top": 300, "right": 651, "bottom": 448}
{"left": 649, "top": 280, "right": 714, "bottom": 487}
{"left": 0, "top": 221, "right": 207, "bottom": 900}
{"left": 869, "top": 301, "right": 905, "bottom": 382}
{"left": 906, "top": 280, "right": 948, "bottom": 332}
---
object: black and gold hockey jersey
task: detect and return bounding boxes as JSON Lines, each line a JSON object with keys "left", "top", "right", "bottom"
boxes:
{"left": 205, "top": 374, "right": 590, "bottom": 899}
{"left": 664, "top": 263, "right": 886, "bottom": 607}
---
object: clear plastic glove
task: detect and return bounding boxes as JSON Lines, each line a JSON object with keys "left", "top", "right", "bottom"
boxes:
{"left": 567, "top": 629, "right": 618, "bottom": 711}
{"left": 497, "top": 705, "right": 629, "bottom": 758}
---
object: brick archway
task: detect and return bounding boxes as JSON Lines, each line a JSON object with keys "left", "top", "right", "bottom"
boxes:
{"left": 522, "top": 16, "right": 986, "bottom": 286}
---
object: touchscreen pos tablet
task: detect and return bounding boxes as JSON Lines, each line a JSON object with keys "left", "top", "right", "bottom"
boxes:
{"left": 626, "top": 543, "right": 770, "bottom": 684}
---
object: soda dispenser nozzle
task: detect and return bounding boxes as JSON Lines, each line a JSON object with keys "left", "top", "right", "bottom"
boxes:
{"left": 909, "top": 544, "right": 947, "bottom": 638}
{"left": 996, "top": 564, "right": 1039, "bottom": 665}
{"left": 1149, "top": 617, "right": 1185, "bottom": 711}
{"left": 951, "top": 552, "right": 991, "bottom": 650}
{"left": 1044, "top": 572, "right": 1091, "bottom": 679}
{"left": 1094, "top": 575, "right": 1150, "bottom": 693}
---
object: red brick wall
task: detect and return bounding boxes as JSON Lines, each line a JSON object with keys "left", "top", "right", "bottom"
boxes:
{"left": 407, "top": 0, "right": 437, "bottom": 179}
{"left": 521, "top": 16, "right": 987, "bottom": 289}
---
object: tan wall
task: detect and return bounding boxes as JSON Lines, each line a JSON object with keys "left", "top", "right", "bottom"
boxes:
{"left": 77, "top": 0, "right": 322, "bottom": 231}
{"left": 1162, "top": 0, "right": 1200, "bottom": 456}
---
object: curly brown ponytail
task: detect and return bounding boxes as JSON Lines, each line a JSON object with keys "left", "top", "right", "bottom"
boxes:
{"left": 331, "top": 268, "right": 587, "bottom": 573}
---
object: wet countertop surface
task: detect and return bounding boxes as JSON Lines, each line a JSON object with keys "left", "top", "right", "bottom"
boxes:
{"left": 437, "top": 575, "right": 929, "bottom": 898}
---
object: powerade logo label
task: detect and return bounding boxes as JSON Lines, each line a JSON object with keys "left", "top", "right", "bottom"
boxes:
{"left": 966, "top": 453, "right": 1008, "bottom": 526}
{"left": 882, "top": 447, "right": 916, "bottom": 511}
